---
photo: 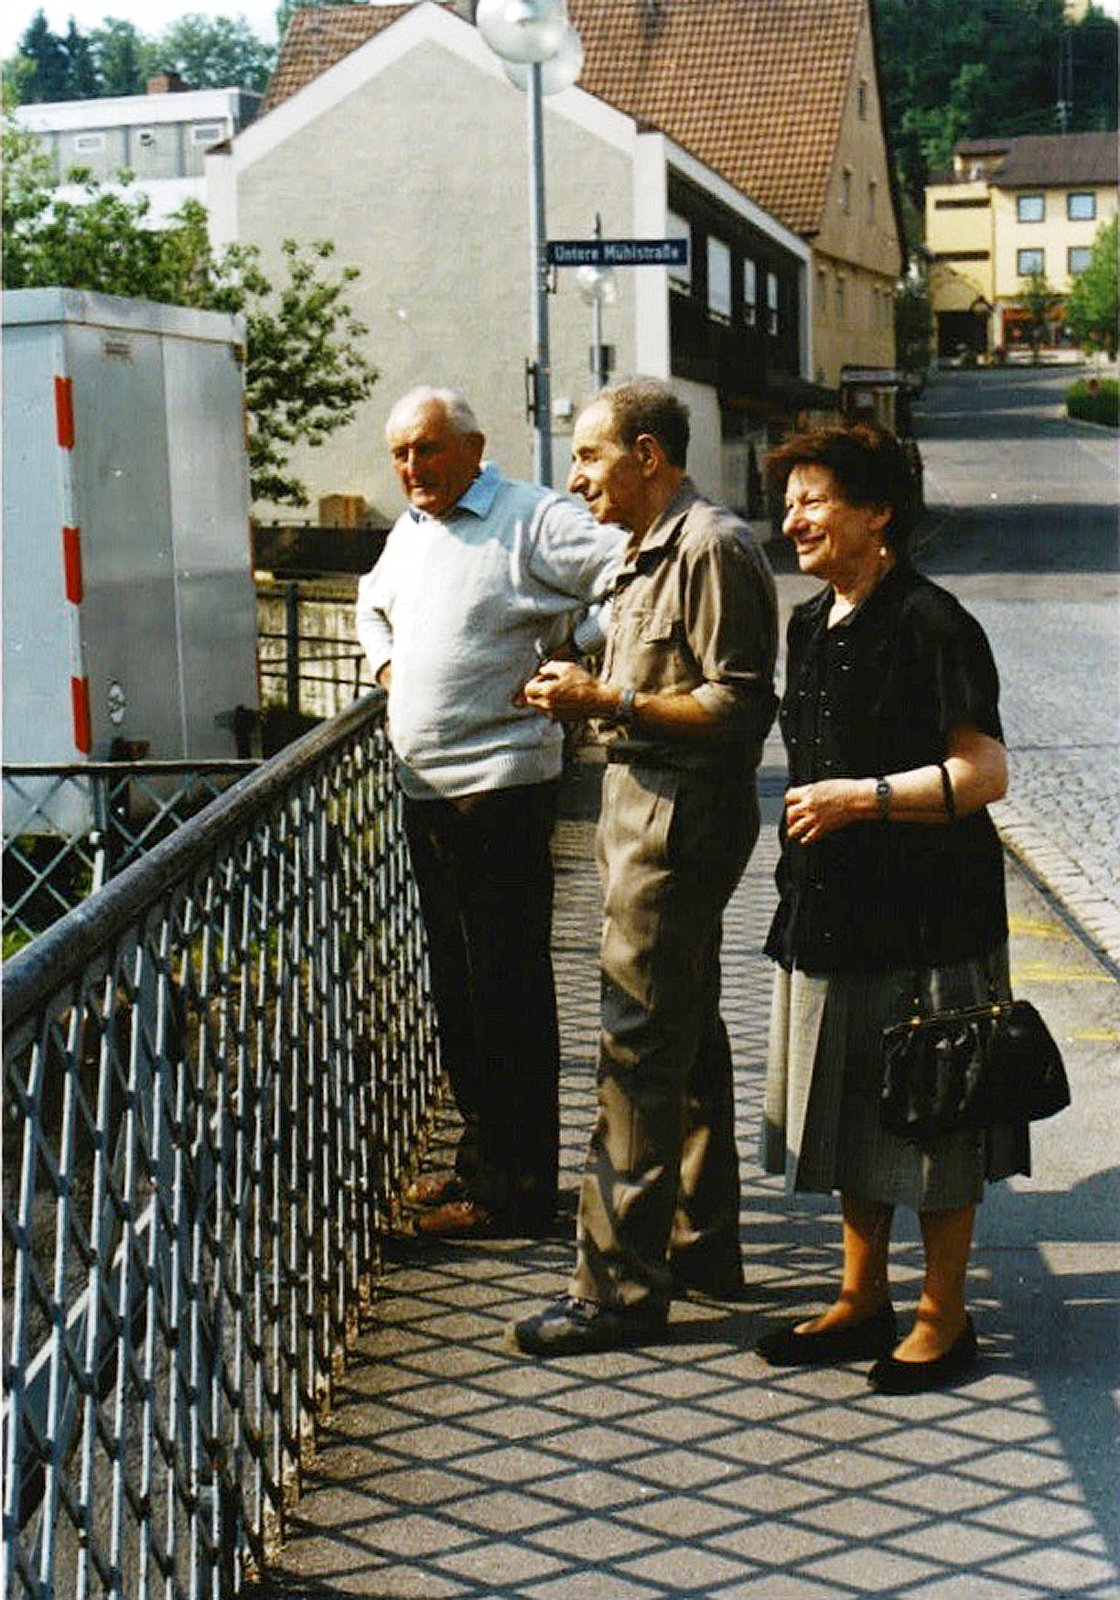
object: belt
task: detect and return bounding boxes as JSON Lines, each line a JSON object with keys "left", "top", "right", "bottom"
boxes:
{"left": 605, "top": 745, "right": 746, "bottom": 781}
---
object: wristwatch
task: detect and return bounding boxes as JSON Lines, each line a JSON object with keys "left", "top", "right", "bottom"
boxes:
{"left": 614, "top": 688, "right": 638, "bottom": 728}
{"left": 875, "top": 776, "right": 892, "bottom": 820}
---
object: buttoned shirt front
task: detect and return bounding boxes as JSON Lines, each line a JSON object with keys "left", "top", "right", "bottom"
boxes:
{"left": 600, "top": 480, "right": 778, "bottom": 776}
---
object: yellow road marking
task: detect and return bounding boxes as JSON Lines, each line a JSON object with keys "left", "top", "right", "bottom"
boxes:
{"left": 1010, "top": 964, "right": 1112, "bottom": 984}
{"left": 1009, "top": 916, "right": 1075, "bottom": 942}
{"left": 1072, "top": 1028, "right": 1119, "bottom": 1043}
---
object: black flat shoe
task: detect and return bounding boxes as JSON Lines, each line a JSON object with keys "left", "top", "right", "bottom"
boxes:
{"left": 512, "top": 1297, "right": 666, "bottom": 1358}
{"left": 868, "top": 1315, "right": 978, "bottom": 1394}
{"left": 755, "top": 1302, "right": 898, "bottom": 1366}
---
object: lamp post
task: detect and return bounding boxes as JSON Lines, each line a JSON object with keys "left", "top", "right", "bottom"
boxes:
{"left": 477, "top": 0, "right": 581, "bottom": 486}
{"left": 576, "top": 213, "right": 617, "bottom": 391}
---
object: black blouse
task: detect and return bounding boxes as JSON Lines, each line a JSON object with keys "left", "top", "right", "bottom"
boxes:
{"left": 765, "top": 562, "right": 1009, "bottom": 975}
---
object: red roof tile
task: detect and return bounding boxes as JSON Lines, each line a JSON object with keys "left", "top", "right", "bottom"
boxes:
{"left": 568, "top": 0, "right": 866, "bottom": 235}
{"left": 262, "top": 0, "right": 870, "bottom": 235}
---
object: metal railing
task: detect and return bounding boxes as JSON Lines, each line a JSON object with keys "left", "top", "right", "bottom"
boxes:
{"left": 3, "top": 762, "right": 258, "bottom": 953}
{"left": 2, "top": 692, "right": 442, "bottom": 1598}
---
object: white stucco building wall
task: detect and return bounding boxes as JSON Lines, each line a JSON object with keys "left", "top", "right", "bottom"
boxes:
{"left": 207, "top": 3, "right": 810, "bottom": 521}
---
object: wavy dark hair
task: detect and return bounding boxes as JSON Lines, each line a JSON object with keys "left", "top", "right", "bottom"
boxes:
{"left": 599, "top": 378, "right": 691, "bottom": 469}
{"left": 765, "top": 423, "right": 919, "bottom": 558}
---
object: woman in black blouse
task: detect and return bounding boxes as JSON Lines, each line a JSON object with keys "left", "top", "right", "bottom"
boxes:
{"left": 755, "top": 423, "right": 1028, "bottom": 1395}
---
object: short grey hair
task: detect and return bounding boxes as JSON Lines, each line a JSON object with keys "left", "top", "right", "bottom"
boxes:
{"left": 385, "top": 386, "right": 482, "bottom": 440}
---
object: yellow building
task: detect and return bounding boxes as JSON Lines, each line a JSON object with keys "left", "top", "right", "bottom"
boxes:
{"left": 926, "top": 132, "right": 1117, "bottom": 358}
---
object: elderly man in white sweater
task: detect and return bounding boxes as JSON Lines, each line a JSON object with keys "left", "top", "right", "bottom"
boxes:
{"left": 356, "top": 386, "right": 624, "bottom": 1238}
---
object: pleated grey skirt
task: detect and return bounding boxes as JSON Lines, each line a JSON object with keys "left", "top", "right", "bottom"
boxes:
{"left": 761, "top": 944, "right": 1031, "bottom": 1211}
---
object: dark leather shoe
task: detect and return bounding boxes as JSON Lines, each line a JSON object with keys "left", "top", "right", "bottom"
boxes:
{"left": 869, "top": 1315, "right": 978, "bottom": 1394}
{"left": 671, "top": 1260, "right": 746, "bottom": 1302}
{"left": 756, "top": 1302, "right": 898, "bottom": 1366}
{"left": 402, "top": 1173, "right": 465, "bottom": 1209}
{"left": 513, "top": 1297, "right": 666, "bottom": 1357}
{"left": 414, "top": 1198, "right": 492, "bottom": 1237}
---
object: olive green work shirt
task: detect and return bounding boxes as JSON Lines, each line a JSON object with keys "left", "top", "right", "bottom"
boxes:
{"left": 600, "top": 480, "right": 779, "bottom": 777}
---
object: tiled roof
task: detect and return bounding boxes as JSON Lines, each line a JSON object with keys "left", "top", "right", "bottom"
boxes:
{"left": 567, "top": 0, "right": 866, "bottom": 235}
{"left": 262, "top": 0, "right": 871, "bottom": 235}
{"left": 967, "top": 132, "right": 1117, "bottom": 188}
{"left": 261, "top": 5, "right": 406, "bottom": 114}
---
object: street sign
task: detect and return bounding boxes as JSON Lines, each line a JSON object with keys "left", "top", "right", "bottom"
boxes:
{"left": 546, "top": 238, "right": 688, "bottom": 267}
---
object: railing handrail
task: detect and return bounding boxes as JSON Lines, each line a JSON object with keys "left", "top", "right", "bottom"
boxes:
{"left": 3, "top": 759, "right": 259, "bottom": 776}
{"left": 3, "top": 689, "right": 385, "bottom": 1033}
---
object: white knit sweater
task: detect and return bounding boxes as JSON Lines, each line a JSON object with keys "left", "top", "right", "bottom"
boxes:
{"left": 355, "top": 464, "right": 624, "bottom": 798}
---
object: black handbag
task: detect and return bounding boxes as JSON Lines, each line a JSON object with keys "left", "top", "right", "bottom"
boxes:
{"left": 881, "top": 976, "right": 1070, "bottom": 1146}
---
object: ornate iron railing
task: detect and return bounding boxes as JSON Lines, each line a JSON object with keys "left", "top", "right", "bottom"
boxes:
{"left": 2, "top": 692, "right": 441, "bottom": 1598}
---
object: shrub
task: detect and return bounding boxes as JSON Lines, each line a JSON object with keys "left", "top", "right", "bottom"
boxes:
{"left": 1066, "top": 378, "right": 1118, "bottom": 428}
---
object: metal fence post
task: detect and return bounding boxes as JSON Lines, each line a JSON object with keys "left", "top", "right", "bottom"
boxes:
{"left": 286, "top": 582, "right": 300, "bottom": 716}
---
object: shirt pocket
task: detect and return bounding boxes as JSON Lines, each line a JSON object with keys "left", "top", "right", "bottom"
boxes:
{"left": 621, "top": 606, "right": 691, "bottom": 692}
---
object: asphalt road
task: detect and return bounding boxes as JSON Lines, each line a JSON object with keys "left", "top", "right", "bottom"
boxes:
{"left": 910, "top": 366, "right": 1120, "bottom": 970}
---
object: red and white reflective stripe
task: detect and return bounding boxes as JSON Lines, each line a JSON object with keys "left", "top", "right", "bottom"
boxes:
{"left": 55, "top": 374, "right": 88, "bottom": 750}
{"left": 55, "top": 375, "right": 75, "bottom": 448}
{"left": 70, "top": 675, "right": 92, "bottom": 754}
{"left": 62, "top": 525, "right": 83, "bottom": 604}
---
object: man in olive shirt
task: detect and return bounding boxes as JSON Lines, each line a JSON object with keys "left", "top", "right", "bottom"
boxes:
{"left": 513, "top": 379, "right": 778, "bottom": 1355}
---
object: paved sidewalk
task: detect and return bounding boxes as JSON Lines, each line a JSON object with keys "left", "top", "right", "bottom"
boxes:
{"left": 255, "top": 749, "right": 1119, "bottom": 1600}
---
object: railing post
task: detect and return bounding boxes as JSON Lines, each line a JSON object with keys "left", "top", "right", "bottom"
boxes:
{"left": 286, "top": 582, "right": 300, "bottom": 716}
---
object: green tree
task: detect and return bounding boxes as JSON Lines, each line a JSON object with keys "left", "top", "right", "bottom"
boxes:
{"left": 872, "top": 0, "right": 1116, "bottom": 222}
{"left": 16, "top": 11, "right": 71, "bottom": 101}
{"left": 90, "top": 19, "right": 157, "bottom": 96}
{"left": 1021, "top": 271, "right": 1061, "bottom": 359}
{"left": 1065, "top": 216, "right": 1119, "bottom": 358}
{"left": 64, "top": 19, "right": 100, "bottom": 97}
{"left": 155, "top": 13, "right": 276, "bottom": 92}
{"left": 3, "top": 126, "right": 377, "bottom": 505}
{"left": 895, "top": 274, "right": 932, "bottom": 378}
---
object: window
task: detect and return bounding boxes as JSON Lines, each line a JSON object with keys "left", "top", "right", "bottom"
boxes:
{"left": 706, "top": 236, "right": 732, "bottom": 321}
{"left": 857, "top": 78, "right": 868, "bottom": 119}
{"left": 73, "top": 132, "right": 105, "bottom": 153}
{"left": 1017, "top": 194, "right": 1044, "bottom": 223}
{"left": 1067, "top": 191, "right": 1096, "bottom": 221}
{"left": 1017, "top": 248, "right": 1045, "bottom": 276}
{"left": 191, "top": 122, "right": 224, "bottom": 145}
{"left": 840, "top": 168, "right": 852, "bottom": 214}
{"left": 743, "top": 259, "right": 757, "bottom": 326}
{"left": 666, "top": 210, "right": 692, "bottom": 292}
{"left": 766, "top": 272, "right": 779, "bottom": 334}
{"left": 934, "top": 197, "right": 990, "bottom": 210}
{"left": 1068, "top": 246, "right": 1092, "bottom": 276}
{"left": 136, "top": 129, "right": 156, "bottom": 148}
{"left": 817, "top": 268, "right": 827, "bottom": 321}
{"left": 867, "top": 179, "right": 877, "bottom": 222}
{"left": 835, "top": 276, "right": 845, "bottom": 318}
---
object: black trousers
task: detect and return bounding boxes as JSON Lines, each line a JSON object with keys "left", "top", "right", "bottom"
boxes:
{"left": 402, "top": 780, "right": 560, "bottom": 1220}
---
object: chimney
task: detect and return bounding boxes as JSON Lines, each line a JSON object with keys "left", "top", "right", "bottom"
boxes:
{"left": 147, "top": 70, "right": 190, "bottom": 94}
